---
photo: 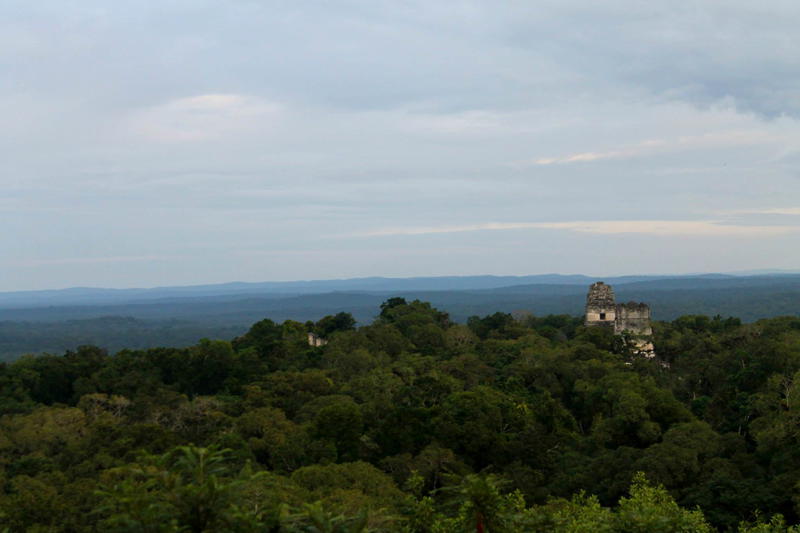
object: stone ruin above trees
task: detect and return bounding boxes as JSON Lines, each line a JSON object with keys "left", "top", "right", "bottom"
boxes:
{"left": 585, "top": 281, "right": 655, "bottom": 357}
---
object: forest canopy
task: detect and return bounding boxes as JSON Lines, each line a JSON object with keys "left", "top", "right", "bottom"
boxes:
{"left": 2, "top": 299, "right": 800, "bottom": 532}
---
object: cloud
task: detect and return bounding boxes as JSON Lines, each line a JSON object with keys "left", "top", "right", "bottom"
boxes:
{"left": 16, "top": 255, "right": 174, "bottom": 267}
{"left": 126, "top": 93, "right": 281, "bottom": 142}
{"left": 531, "top": 130, "right": 779, "bottom": 165}
{"left": 360, "top": 220, "right": 800, "bottom": 238}
{"left": 542, "top": 220, "right": 798, "bottom": 236}
{"left": 533, "top": 145, "right": 658, "bottom": 165}
{"left": 759, "top": 208, "right": 800, "bottom": 216}
{"left": 3, "top": 2, "right": 800, "bottom": 289}
{"left": 718, "top": 207, "right": 800, "bottom": 216}
{"left": 361, "top": 222, "right": 554, "bottom": 237}
{"left": 501, "top": 2, "right": 800, "bottom": 117}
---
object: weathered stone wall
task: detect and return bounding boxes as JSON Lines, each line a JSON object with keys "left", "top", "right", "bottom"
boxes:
{"left": 586, "top": 281, "right": 615, "bottom": 307}
{"left": 584, "top": 282, "right": 617, "bottom": 327}
{"left": 614, "top": 302, "right": 653, "bottom": 336}
{"left": 307, "top": 332, "right": 328, "bottom": 347}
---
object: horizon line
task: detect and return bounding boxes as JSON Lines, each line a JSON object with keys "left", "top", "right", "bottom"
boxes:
{"left": 2, "top": 269, "right": 800, "bottom": 295}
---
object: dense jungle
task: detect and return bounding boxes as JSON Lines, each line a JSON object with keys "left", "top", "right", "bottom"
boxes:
{"left": 2, "top": 298, "right": 800, "bottom": 532}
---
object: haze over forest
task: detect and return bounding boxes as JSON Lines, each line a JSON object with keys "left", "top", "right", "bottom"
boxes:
{"left": 1, "top": 272, "right": 799, "bottom": 361}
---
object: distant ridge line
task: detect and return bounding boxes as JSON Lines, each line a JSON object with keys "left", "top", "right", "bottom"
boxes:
{"left": 1, "top": 272, "right": 797, "bottom": 310}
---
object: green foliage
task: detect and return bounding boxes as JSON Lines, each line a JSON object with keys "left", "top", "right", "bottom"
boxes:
{"left": 738, "top": 515, "right": 800, "bottom": 533}
{"left": 437, "top": 472, "right": 512, "bottom": 532}
{"left": 95, "top": 446, "right": 259, "bottom": 532}
{"left": 280, "top": 501, "right": 372, "bottom": 532}
{"left": 526, "top": 473, "right": 712, "bottom": 532}
{"left": 614, "top": 472, "right": 712, "bottom": 532}
{"left": 315, "top": 313, "right": 358, "bottom": 338}
{"left": 2, "top": 302, "right": 800, "bottom": 531}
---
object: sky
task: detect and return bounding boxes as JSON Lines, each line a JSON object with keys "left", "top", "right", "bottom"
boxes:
{"left": 2, "top": 1, "right": 799, "bottom": 290}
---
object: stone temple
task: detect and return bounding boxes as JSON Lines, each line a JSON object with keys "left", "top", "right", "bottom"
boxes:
{"left": 585, "top": 282, "right": 654, "bottom": 356}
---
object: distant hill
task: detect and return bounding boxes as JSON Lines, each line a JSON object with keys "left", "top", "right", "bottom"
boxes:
{"left": 1, "top": 273, "right": 798, "bottom": 361}
{"left": 0, "top": 273, "right": 729, "bottom": 309}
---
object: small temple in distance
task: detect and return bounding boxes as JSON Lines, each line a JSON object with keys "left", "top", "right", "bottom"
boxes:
{"left": 585, "top": 281, "right": 655, "bottom": 357}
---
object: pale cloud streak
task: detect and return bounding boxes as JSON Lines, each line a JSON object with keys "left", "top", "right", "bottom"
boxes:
{"left": 531, "top": 130, "right": 781, "bottom": 165}
{"left": 15, "top": 255, "right": 175, "bottom": 267}
{"left": 126, "top": 93, "right": 281, "bottom": 142}
{"left": 360, "top": 220, "right": 800, "bottom": 238}
{"left": 718, "top": 207, "right": 800, "bottom": 216}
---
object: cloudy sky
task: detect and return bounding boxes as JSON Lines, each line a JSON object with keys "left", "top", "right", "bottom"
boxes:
{"left": 2, "top": 1, "right": 799, "bottom": 290}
